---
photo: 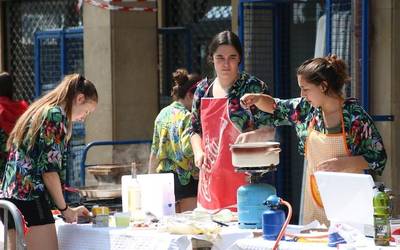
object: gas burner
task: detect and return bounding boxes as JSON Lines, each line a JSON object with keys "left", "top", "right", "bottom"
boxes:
{"left": 234, "top": 165, "right": 277, "bottom": 174}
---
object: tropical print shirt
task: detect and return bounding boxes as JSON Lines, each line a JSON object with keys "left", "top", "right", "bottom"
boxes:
{"left": 190, "top": 72, "right": 272, "bottom": 136}
{"left": 269, "top": 97, "right": 387, "bottom": 174}
{"left": 1, "top": 106, "right": 68, "bottom": 200}
{"left": 151, "top": 101, "right": 197, "bottom": 185}
{"left": 0, "top": 129, "right": 7, "bottom": 179}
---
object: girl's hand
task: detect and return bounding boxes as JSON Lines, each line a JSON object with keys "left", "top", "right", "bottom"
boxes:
{"left": 235, "top": 127, "right": 275, "bottom": 144}
{"left": 317, "top": 156, "right": 367, "bottom": 174}
{"left": 235, "top": 131, "right": 254, "bottom": 144}
{"left": 75, "top": 206, "right": 90, "bottom": 217}
{"left": 240, "top": 93, "right": 262, "bottom": 109}
{"left": 62, "top": 206, "right": 90, "bottom": 223}
{"left": 193, "top": 149, "right": 205, "bottom": 169}
{"left": 317, "top": 158, "right": 341, "bottom": 172}
{"left": 240, "top": 93, "right": 275, "bottom": 113}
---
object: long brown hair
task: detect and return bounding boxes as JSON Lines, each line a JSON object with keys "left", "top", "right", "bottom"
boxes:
{"left": 7, "top": 73, "right": 98, "bottom": 150}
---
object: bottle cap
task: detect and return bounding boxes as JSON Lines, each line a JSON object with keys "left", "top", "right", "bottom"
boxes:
{"left": 378, "top": 184, "right": 385, "bottom": 192}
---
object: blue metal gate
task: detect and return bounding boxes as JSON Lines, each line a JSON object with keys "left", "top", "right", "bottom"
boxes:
{"left": 34, "top": 27, "right": 84, "bottom": 97}
{"left": 238, "top": 0, "right": 291, "bottom": 217}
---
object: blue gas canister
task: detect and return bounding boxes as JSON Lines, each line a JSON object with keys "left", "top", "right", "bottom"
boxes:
{"left": 262, "top": 195, "right": 286, "bottom": 240}
{"left": 237, "top": 183, "right": 276, "bottom": 229}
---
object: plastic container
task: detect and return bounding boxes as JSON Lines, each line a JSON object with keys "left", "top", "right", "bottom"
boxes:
{"left": 92, "top": 206, "right": 110, "bottom": 227}
{"left": 114, "top": 212, "right": 131, "bottom": 227}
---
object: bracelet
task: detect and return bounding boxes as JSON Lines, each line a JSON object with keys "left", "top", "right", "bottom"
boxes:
{"left": 58, "top": 204, "right": 69, "bottom": 212}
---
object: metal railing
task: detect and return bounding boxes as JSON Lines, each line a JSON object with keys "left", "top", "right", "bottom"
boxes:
{"left": 0, "top": 200, "right": 26, "bottom": 250}
{"left": 80, "top": 140, "right": 152, "bottom": 186}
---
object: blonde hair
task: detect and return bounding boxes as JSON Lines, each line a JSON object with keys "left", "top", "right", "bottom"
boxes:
{"left": 7, "top": 73, "right": 98, "bottom": 150}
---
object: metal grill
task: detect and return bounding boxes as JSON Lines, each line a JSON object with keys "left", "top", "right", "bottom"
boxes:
{"left": 159, "top": 0, "right": 231, "bottom": 108}
{"left": 65, "top": 30, "right": 85, "bottom": 75}
{"left": 158, "top": 28, "right": 192, "bottom": 107}
{"left": 330, "top": 0, "right": 353, "bottom": 97}
{"left": 5, "top": 0, "right": 82, "bottom": 101}
{"left": 35, "top": 27, "right": 84, "bottom": 97}
{"left": 242, "top": 2, "right": 275, "bottom": 94}
{"left": 38, "top": 37, "right": 62, "bottom": 93}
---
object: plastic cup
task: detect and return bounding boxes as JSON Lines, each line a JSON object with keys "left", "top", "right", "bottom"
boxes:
{"left": 114, "top": 212, "right": 131, "bottom": 227}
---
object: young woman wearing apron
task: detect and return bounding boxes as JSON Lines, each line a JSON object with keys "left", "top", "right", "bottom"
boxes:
{"left": 190, "top": 31, "right": 274, "bottom": 211}
{"left": 240, "top": 55, "right": 387, "bottom": 224}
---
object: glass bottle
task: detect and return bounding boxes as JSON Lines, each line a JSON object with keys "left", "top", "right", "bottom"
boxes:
{"left": 127, "top": 162, "right": 142, "bottom": 216}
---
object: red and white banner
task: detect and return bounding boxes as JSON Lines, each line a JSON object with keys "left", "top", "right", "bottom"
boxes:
{"left": 80, "top": 0, "right": 157, "bottom": 12}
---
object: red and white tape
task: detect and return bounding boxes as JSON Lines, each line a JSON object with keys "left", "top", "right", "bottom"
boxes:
{"left": 102, "top": 0, "right": 156, "bottom": 2}
{"left": 82, "top": 0, "right": 157, "bottom": 12}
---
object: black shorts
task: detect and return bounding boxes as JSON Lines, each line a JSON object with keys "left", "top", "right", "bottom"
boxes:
{"left": 0, "top": 194, "right": 55, "bottom": 229}
{"left": 160, "top": 171, "right": 198, "bottom": 201}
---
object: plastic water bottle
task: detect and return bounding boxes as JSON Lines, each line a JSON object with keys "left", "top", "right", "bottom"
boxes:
{"left": 374, "top": 184, "right": 391, "bottom": 246}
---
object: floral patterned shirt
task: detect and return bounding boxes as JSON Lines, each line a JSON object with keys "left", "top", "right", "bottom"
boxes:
{"left": 190, "top": 72, "right": 272, "bottom": 136}
{"left": 151, "top": 101, "right": 197, "bottom": 185}
{"left": 1, "top": 106, "right": 68, "bottom": 200}
{"left": 269, "top": 97, "right": 387, "bottom": 174}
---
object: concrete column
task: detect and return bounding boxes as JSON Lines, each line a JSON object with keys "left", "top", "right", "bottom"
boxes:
{"left": 231, "top": 0, "right": 239, "bottom": 34}
{"left": 83, "top": 3, "right": 113, "bottom": 167}
{"left": 83, "top": 2, "right": 158, "bottom": 169}
{"left": 370, "top": 0, "right": 400, "bottom": 214}
{"left": 389, "top": 0, "right": 400, "bottom": 214}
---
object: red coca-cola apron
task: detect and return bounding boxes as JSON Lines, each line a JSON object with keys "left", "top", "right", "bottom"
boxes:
{"left": 198, "top": 95, "right": 247, "bottom": 211}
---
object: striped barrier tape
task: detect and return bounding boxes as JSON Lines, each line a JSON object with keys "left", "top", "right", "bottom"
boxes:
{"left": 82, "top": 0, "right": 157, "bottom": 12}
{"left": 103, "top": 0, "right": 156, "bottom": 2}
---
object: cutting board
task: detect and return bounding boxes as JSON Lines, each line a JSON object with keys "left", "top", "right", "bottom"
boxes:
{"left": 314, "top": 171, "right": 375, "bottom": 226}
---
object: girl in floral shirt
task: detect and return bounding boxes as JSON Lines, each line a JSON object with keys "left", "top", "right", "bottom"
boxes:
{"left": 0, "top": 74, "right": 98, "bottom": 250}
{"left": 189, "top": 31, "right": 274, "bottom": 211}
{"left": 149, "top": 68, "right": 201, "bottom": 212}
{"left": 241, "top": 55, "right": 387, "bottom": 225}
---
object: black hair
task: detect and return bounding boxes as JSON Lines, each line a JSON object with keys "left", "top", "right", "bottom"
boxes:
{"left": 0, "top": 72, "right": 13, "bottom": 99}
{"left": 208, "top": 31, "right": 243, "bottom": 64}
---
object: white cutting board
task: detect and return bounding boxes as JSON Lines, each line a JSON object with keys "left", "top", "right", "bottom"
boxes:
{"left": 314, "top": 171, "right": 375, "bottom": 226}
